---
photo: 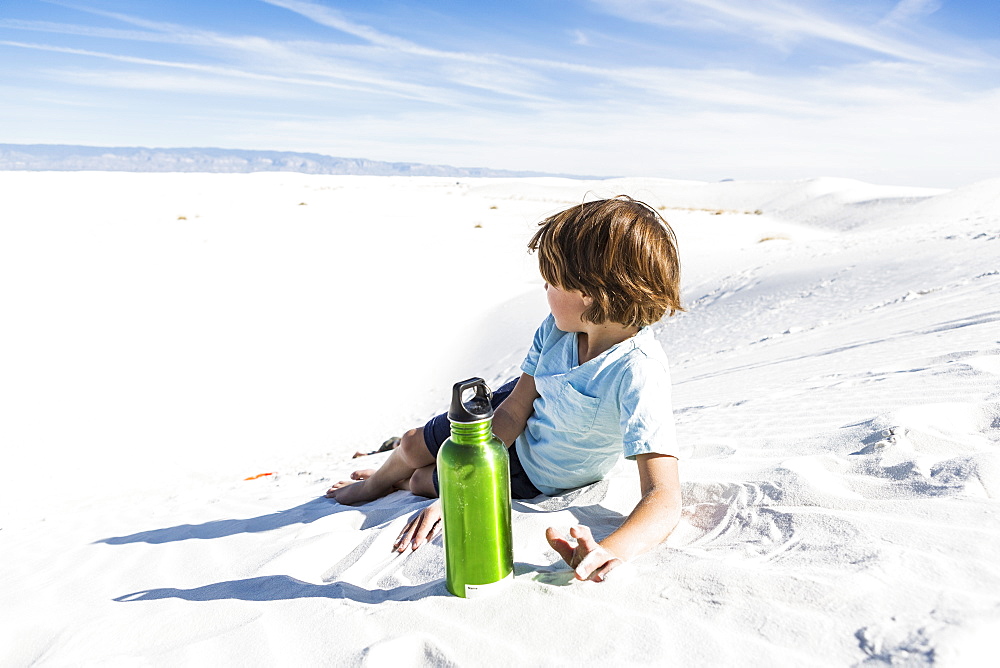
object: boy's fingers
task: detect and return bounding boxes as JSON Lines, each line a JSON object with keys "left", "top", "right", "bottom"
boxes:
{"left": 570, "top": 525, "right": 599, "bottom": 549}
{"left": 411, "top": 511, "right": 440, "bottom": 549}
{"left": 545, "top": 527, "right": 577, "bottom": 565}
{"left": 574, "top": 552, "right": 599, "bottom": 579}
{"left": 395, "top": 506, "right": 442, "bottom": 552}
{"left": 394, "top": 514, "right": 420, "bottom": 551}
{"left": 588, "top": 557, "right": 623, "bottom": 582}
{"left": 566, "top": 526, "right": 619, "bottom": 580}
{"left": 422, "top": 519, "right": 441, "bottom": 544}
{"left": 394, "top": 527, "right": 412, "bottom": 551}
{"left": 575, "top": 548, "right": 614, "bottom": 580}
{"left": 548, "top": 525, "right": 624, "bottom": 581}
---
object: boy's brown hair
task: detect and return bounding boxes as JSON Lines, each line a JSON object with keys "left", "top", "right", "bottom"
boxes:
{"left": 528, "top": 196, "right": 683, "bottom": 328}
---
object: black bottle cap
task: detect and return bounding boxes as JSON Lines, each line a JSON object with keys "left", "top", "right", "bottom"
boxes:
{"left": 448, "top": 378, "right": 493, "bottom": 423}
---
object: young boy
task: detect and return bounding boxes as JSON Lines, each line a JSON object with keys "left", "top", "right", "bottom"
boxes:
{"left": 327, "top": 196, "right": 683, "bottom": 583}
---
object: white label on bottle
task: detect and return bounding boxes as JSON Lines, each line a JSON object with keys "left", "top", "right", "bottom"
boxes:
{"left": 464, "top": 571, "right": 513, "bottom": 599}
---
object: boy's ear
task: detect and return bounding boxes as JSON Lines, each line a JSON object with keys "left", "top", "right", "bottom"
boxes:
{"left": 582, "top": 294, "right": 594, "bottom": 306}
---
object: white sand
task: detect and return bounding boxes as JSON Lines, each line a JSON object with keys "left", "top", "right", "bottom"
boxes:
{"left": 1, "top": 172, "right": 998, "bottom": 666}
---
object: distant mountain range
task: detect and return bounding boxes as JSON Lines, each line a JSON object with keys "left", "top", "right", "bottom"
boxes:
{"left": 0, "top": 144, "right": 585, "bottom": 178}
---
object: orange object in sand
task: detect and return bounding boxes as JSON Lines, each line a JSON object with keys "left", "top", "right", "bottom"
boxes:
{"left": 244, "top": 472, "right": 275, "bottom": 481}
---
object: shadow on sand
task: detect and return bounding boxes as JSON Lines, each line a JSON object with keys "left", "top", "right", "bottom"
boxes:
{"left": 114, "top": 561, "right": 566, "bottom": 604}
{"left": 114, "top": 574, "right": 449, "bottom": 604}
{"left": 94, "top": 496, "right": 415, "bottom": 545}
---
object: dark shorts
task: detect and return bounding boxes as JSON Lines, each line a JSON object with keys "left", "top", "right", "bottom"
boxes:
{"left": 423, "top": 378, "right": 543, "bottom": 500}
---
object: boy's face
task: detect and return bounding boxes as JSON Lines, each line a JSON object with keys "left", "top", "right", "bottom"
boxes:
{"left": 545, "top": 283, "right": 591, "bottom": 332}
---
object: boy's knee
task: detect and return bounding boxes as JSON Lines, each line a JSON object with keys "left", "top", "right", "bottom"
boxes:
{"left": 400, "top": 427, "right": 422, "bottom": 452}
{"left": 410, "top": 466, "right": 438, "bottom": 498}
{"left": 399, "top": 428, "right": 432, "bottom": 467}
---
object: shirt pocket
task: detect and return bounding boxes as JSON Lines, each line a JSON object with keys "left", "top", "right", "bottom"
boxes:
{"left": 552, "top": 383, "right": 602, "bottom": 435}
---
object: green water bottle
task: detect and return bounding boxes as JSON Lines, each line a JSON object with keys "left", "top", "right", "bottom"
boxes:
{"left": 438, "top": 377, "right": 514, "bottom": 598}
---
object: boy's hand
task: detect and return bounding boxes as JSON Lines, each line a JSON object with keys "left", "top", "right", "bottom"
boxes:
{"left": 545, "top": 525, "right": 623, "bottom": 582}
{"left": 394, "top": 500, "right": 442, "bottom": 553}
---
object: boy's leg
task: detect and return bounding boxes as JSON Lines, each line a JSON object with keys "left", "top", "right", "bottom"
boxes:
{"left": 327, "top": 378, "right": 520, "bottom": 504}
{"left": 340, "top": 469, "right": 421, "bottom": 494}
{"left": 408, "top": 465, "right": 437, "bottom": 498}
{"left": 326, "top": 427, "right": 435, "bottom": 504}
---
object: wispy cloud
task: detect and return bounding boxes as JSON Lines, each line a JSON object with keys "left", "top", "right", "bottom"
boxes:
{"left": 0, "top": 38, "right": 471, "bottom": 107}
{"left": 0, "top": 18, "right": 177, "bottom": 44}
{"left": 260, "top": 0, "right": 452, "bottom": 58}
{"left": 258, "top": 0, "right": 566, "bottom": 103}
{"left": 590, "top": 0, "right": 986, "bottom": 68}
{"left": 881, "top": 0, "right": 943, "bottom": 26}
{"left": 42, "top": 67, "right": 305, "bottom": 98}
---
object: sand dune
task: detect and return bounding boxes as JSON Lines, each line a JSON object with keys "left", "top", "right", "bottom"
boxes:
{"left": 1, "top": 172, "right": 997, "bottom": 666}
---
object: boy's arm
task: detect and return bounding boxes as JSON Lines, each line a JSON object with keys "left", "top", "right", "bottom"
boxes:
{"left": 546, "top": 453, "right": 681, "bottom": 581}
{"left": 490, "top": 373, "right": 538, "bottom": 446}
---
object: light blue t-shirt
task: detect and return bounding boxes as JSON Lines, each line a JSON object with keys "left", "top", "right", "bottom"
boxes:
{"left": 515, "top": 314, "right": 678, "bottom": 495}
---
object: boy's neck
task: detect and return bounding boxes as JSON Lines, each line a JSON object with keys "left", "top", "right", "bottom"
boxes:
{"left": 577, "top": 321, "right": 641, "bottom": 365}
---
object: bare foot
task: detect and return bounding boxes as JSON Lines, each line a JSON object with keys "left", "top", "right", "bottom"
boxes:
{"left": 326, "top": 469, "right": 403, "bottom": 505}
{"left": 327, "top": 479, "right": 381, "bottom": 504}
{"left": 325, "top": 469, "right": 374, "bottom": 498}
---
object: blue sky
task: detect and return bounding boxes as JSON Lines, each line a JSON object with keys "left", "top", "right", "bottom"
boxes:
{"left": 2, "top": 0, "right": 998, "bottom": 186}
